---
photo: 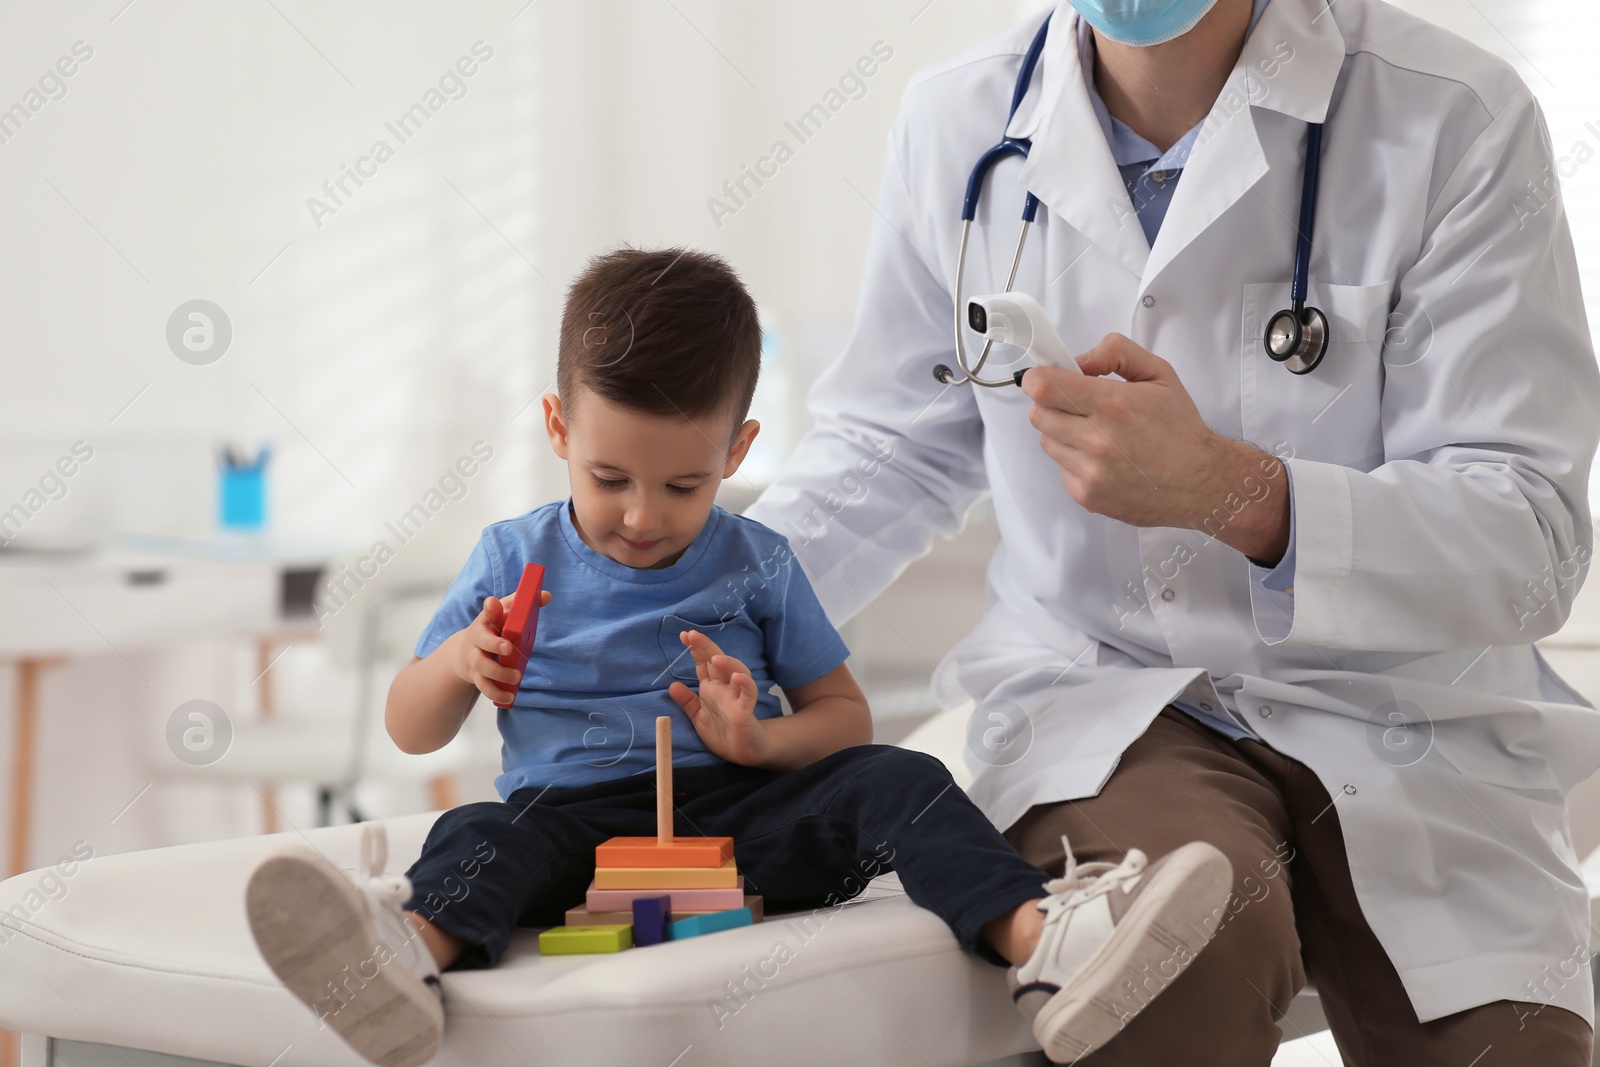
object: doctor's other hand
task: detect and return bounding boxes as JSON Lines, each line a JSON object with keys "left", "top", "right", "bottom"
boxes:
{"left": 451, "top": 589, "right": 554, "bottom": 704}
{"left": 1020, "top": 333, "right": 1291, "bottom": 565}
{"left": 668, "top": 629, "right": 770, "bottom": 768}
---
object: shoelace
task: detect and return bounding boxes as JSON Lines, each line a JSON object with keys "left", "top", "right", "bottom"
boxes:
{"left": 359, "top": 823, "right": 408, "bottom": 904}
{"left": 358, "top": 823, "right": 429, "bottom": 972}
{"left": 1040, "top": 835, "right": 1150, "bottom": 917}
{"left": 359, "top": 821, "right": 387, "bottom": 881}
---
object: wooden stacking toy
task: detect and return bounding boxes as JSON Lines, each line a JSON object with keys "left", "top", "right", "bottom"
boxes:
{"left": 537, "top": 716, "right": 761, "bottom": 957}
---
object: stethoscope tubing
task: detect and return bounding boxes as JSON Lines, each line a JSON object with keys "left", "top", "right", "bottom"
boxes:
{"left": 1291, "top": 122, "right": 1323, "bottom": 306}
{"left": 939, "top": 14, "right": 1053, "bottom": 389}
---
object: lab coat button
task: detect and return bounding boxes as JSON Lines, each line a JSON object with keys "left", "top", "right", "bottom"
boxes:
{"left": 1343, "top": 784, "right": 1358, "bottom": 795}
{"left": 1142, "top": 295, "right": 1157, "bottom": 308}
{"left": 1199, "top": 702, "right": 1212, "bottom": 712}
{"left": 1160, "top": 587, "right": 1175, "bottom": 601}
{"left": 1259, "top": 705, "right": 1273, "bottom": 718}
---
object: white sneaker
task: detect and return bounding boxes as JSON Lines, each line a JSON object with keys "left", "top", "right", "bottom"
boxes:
{"left": 1009, "top": 838, "right": 1234, "bottom": 1063}
{"left": 247, "top": 823, "right": 444, "bottom": 1067}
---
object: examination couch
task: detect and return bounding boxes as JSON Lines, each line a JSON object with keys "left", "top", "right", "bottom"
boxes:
{"left": 0, "top": 704, "right": 1340, "bottom": 1066}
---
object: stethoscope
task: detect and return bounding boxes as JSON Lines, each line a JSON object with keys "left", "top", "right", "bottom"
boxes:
{"left": 935, "top": 12, "right": 1329, "bottom": 388}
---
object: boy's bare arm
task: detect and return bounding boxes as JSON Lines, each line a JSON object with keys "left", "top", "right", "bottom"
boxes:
{"left": 668, "top": 630, "right": 872, "bottom": 772}
{"left": 763, "top": 662, "right": 874, "bottom": 770}
{"left": 386, "top": 638, "right": 477, "bottom": 754}
{"left": 386, "top": 592, "right": 543, "bottom": 754}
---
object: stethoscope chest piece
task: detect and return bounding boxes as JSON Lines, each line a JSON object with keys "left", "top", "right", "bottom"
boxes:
{"left": 1265, "top": 303, "right": 1329, "bottom": 375}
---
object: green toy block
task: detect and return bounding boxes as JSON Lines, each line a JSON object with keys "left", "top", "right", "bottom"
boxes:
{"left": 539, "top": 924, "right": 633, "bottom": 954}
{"left": 667, "top": 907, "right": 752, "bottom": 941}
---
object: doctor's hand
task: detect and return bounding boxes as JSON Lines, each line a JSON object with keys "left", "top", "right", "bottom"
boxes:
{"left": 667, "top": 630, "right": 771, "bottom": 768}
{"left": 1020, "top": 333, "right": 1291, "bottom": 565}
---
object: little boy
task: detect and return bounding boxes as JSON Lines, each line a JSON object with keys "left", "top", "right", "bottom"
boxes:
{"left": 245, "top": 248, "right": 1233, "bottom": 1066}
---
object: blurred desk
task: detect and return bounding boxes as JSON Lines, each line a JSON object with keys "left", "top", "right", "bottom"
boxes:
{"left": 0, "top": 535, "right": 353, "bottom": 878}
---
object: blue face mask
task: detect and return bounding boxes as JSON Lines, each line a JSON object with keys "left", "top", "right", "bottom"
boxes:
{"left": 1067, "top": 0, "right": 1222, "bottom": 46}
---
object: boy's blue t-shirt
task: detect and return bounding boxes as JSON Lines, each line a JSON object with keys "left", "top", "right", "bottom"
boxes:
{"left": 413, "top": 499, "right": 851, "bottom": 799}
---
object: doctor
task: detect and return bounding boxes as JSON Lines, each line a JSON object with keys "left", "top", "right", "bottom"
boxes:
{"left": 746, "top": 0, "right": 1600, "bottom": 1062}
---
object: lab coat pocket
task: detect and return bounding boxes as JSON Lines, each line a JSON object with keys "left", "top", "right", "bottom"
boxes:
{"left": 657, "top": 612, "right": 765, "bottom": 685}
{"left": 1240, "top": 280, "right": 1393, "bottom": 469}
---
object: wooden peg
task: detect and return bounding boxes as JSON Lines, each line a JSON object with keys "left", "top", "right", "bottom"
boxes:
{"left": 656, "top": 715, "right": 672, "bottom": 844}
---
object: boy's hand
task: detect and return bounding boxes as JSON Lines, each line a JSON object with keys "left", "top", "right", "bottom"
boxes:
{"left": 668, "top": 630, "right": 769, "bottom": 767}
{"left": 451, "top": 589, "right": 552, "bottom": 705}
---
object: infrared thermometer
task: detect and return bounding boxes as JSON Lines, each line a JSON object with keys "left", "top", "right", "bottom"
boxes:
{"left": 966, "top": 292, "right": 1080, "bottom": 379}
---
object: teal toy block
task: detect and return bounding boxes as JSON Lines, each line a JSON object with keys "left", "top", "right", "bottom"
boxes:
{"left": 666, "top": 907, "right": 752, "bottom": 941}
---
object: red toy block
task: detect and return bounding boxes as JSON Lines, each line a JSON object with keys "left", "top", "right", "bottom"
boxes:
{"left": 494, "top": 562, "right": 545, "bottom": 709}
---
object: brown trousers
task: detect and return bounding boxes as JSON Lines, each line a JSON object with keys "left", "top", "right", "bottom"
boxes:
{"left": 1003, "top": 705, "right": 1593, "bottom": 1066}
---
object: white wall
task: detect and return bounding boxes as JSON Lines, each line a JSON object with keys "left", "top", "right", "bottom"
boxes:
{"left": 1, "top": 1, "right": 548, "bottom": 563}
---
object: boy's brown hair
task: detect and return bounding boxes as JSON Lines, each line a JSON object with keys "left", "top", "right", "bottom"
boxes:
{"left": 557, "top": 247, "right": 762, "bottom": 433}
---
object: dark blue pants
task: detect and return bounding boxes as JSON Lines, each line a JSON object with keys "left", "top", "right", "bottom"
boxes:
{"left": 402, "top": 744, "right": 1050, "bottom": 970}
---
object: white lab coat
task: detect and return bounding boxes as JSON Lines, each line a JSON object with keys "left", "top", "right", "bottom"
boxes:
{"left": 746, "top": 0, "right": 1600, "bottom": 1027}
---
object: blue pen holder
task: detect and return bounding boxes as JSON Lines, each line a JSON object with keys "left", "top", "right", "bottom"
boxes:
{"left": 219, "top": 449, "right": 269, "bottom": 531}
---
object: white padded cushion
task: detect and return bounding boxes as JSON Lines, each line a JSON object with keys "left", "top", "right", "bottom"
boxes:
{"left": 898, "top": 702, "right": 975, "bottom": 790}
{"left": 0, "top": 811, "right": 1037, "bottom": 1066}
{"left": 1272, "top": 1030, "right": 1341, "bottom": 1064}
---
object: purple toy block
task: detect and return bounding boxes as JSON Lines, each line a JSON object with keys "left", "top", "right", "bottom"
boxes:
{"left": 632, "top": 895, "right": 671, "bottom": 947}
